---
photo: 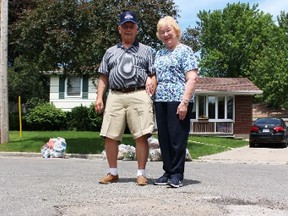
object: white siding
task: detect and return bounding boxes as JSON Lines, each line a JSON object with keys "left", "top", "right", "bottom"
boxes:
{"left": 50, "top": 100, "right": 95, "bottom": 112}
{"left": 49, "top": 76, "right": 97, "bottom": 111}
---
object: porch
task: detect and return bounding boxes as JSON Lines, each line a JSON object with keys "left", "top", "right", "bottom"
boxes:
{"left": 190, "top": 120, "right": 234, "bottom": 136}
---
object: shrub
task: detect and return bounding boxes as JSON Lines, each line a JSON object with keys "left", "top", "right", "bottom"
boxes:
{"left": 25, "top": 103, "right": 66, "bottom": 131}
{"left": 67, "top": 105, "right": 90, "bottom": 131}
{"left": 66, "top": 104, "right": 103, "bottom": 131}
{"left": 25, "top": 97, "right": 47, "bottom": 112}
{"left": 88, "top": 103, "right": 103, "bottom": 131}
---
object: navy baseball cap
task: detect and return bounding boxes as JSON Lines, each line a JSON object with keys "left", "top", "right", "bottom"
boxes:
{"left": 119, "top": 11, "right": 138, "bottom": 25}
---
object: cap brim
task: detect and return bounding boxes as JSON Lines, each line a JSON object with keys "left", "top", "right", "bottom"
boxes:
{"left": 120, "top": 20, "right": 138, "bottom": 25}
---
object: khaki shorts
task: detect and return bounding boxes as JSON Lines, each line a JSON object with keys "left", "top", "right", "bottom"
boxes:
{"left": 100, "top": 90, "right": 154, "bottom": 141}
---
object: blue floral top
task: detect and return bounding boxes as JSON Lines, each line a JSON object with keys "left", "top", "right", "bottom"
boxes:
{"left": 153, "top": 44, "right": 198, "bottom": 102}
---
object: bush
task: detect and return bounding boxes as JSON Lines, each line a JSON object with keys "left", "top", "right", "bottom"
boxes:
{"left": 13, "top": 102, "right": 103, "bottom": 131}
{"left": 67, "top": 105, "right": 91, "bottom": 131}
{"left": 25, "top": 103, "right": 66, "bottom": 131}
{"left": 88, "top": 103, "right": 103, "bottom": 131}
{"left": 66, "top": 104, "right": 103, "bottom": 131}
{"left": 25, "top": 97, "right": 47, "bottom": 112}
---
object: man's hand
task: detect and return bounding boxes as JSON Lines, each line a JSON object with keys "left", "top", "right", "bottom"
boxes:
{"left": 94, "top": 98, "right": 104, "bottom": 113}
{"left": 145, "top": 75, "right": 157, "bottom": 96}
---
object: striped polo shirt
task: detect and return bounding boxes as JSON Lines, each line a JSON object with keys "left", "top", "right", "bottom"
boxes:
{"left": 98, "top": 40, "right": 155, "bottom": 90}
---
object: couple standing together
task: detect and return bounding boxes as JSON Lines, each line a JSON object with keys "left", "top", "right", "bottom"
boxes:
{"left": 94, "top": 11, "right": 198, "bottom": 188}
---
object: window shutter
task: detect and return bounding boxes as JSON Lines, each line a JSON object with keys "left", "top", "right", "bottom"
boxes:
{"left": 59, "top": 76, "right": 65, "bottom": 99}
{"left": 82, "top": 75, "right": 89, "bottom": 99}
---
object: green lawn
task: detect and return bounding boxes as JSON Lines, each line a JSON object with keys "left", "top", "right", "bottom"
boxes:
{"left": 0, "top": 131, "right": 248, "bottom": 159}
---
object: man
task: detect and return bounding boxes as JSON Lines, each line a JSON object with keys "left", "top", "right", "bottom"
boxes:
{"left": 95, "top": 11, "right": 156, "bottom": 186}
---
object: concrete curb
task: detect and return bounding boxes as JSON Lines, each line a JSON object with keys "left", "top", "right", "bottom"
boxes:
{"left": 2, "top": 146, "right": 288, "bottom": 165}
{"left": 0, "top": 152, "right": 103, "bottom": 160}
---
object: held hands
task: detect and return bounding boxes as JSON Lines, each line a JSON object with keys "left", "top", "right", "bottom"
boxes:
{"left": 145, "top": 76, "right": 156, "bottom": 96}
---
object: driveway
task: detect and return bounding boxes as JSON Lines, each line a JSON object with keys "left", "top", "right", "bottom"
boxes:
{"left": 198, "top": 145, "right": 288, "bottom": 165}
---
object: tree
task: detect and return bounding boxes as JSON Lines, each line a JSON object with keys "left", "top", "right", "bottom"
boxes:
{"left": 194, "top": 2, "right": 288, "bottom": 108}
{"left": 181, "top": 26, "right": 201, "bottom": 52}
{"left": 197, "top": 3, "right": 275, "bottom": 78}
{"left": 8, "top": 0, "right": 38, "bottom": 66}
{"left": 10, "top": 0, "right": 178, "bottom": 76}
{"left": 249, "top": 11, "right": 288, "bottom": 108}
{"left": 8, "top": 0, "right": 178, "bottom": 104}
{"left": 8, "top": 0, "right": 48, "bottom": 104}
{"left": 8, "top": 57, "right": 49, "bottom": 104}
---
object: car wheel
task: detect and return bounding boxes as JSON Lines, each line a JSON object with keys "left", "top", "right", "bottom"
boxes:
{"left": 281, "top": 142, "right": 287, "bottom": 148}
{"left": 249, "top": 142, "right": 255, "bottom": 148}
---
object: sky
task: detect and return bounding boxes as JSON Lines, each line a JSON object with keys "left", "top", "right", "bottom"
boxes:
{"left": 173, "top": 0, "right": 288, "bottom": 29}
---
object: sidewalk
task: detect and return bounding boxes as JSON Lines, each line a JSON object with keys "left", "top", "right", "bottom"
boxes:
{"left": 198, "top": 145, "right": 288, "bottom": 165}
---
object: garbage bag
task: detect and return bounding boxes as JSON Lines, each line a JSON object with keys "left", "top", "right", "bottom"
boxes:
{"left": 41, "top": 137, "right": 67, "bottom": 158}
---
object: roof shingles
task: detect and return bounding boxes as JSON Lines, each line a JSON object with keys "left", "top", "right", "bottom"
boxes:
{"left": 195, "top": 77, "right": 262, "bottom": 94}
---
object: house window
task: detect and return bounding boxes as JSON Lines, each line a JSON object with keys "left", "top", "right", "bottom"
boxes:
{"left": 191, "top": 102, "right": 196, "bottom": 119}
{"left": 193, "top": 95, "right": 234, "bottom": 120}
{"left": 208, "top": 96, "right": 215, "bottom": 119}
{"left": 198, "top": 95, "right": 207, "bottom": 118}
{"left": 218, "top": 96, "right": 225, "bottom": 119}
{"left": 59, "top": 75, "right": 88, "bottom": 99}
{"left": 66, "top": 77, "right": 81, "bottom": 97}
{"left": 227, "top": 96, "right": 234, "bottom": 119}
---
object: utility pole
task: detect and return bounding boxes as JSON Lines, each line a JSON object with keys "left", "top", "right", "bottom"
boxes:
{"left": 0, "top": 0, "right": 9, "bottom": 144}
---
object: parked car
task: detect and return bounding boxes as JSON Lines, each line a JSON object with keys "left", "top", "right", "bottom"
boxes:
{"left": 249, "top": 117, "right": 288, "bottom": 148}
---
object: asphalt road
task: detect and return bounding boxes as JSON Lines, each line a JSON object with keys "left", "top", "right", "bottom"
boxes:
{"left": 0, "top": 146, "right": 288, "bottom": 216}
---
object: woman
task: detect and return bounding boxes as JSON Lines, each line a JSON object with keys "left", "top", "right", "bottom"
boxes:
{"left": 153, "top": 16, "right": 198, "bottom": 188}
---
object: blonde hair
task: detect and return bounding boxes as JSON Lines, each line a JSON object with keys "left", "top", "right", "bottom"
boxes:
{"left": 156, "top": 16, "right": 181, "bottom": 40}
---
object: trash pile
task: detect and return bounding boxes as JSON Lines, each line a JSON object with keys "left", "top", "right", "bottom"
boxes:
{"left": 41, "top": 137, "right": 67, "bottom": 158}
{"left": 100, "top": 136, "right": 192, "bottom": 161}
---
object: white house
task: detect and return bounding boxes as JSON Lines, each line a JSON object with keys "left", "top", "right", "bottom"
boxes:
{"left": 49, "top": 74, "right": 96, "bottom": 112}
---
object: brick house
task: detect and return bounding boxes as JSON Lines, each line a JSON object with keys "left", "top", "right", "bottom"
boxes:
{"left": 48, "top": 75, "right": 262, "bottom": 137}
{"left": 192, "top": 77, "right": 262, "bottom": 137}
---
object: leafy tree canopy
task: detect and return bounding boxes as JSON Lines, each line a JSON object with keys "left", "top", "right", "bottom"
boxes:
{"left": 181, "top": 26, "right": 201, "bottom": 52}
{"left": 182, "top": 2, "right": 288, "bottom": 108}
{"left": 197, "top": 3, "right": 275, "bottom": 78}
{"left": 249, "top": 11, "right": 288, "bottom": 108}
{"left": 10, "top": 0, "right": 178, "bottom": 76}
{"left": 8, "top": 0, "right": 178, "bottom": 103}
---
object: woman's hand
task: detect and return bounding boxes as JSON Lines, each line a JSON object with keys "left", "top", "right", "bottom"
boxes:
{"left": 145, "top": 75, "right": 157, "bottom": 96}
{"left": 177, "top": 101, "right": 188, "bottom": 120}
